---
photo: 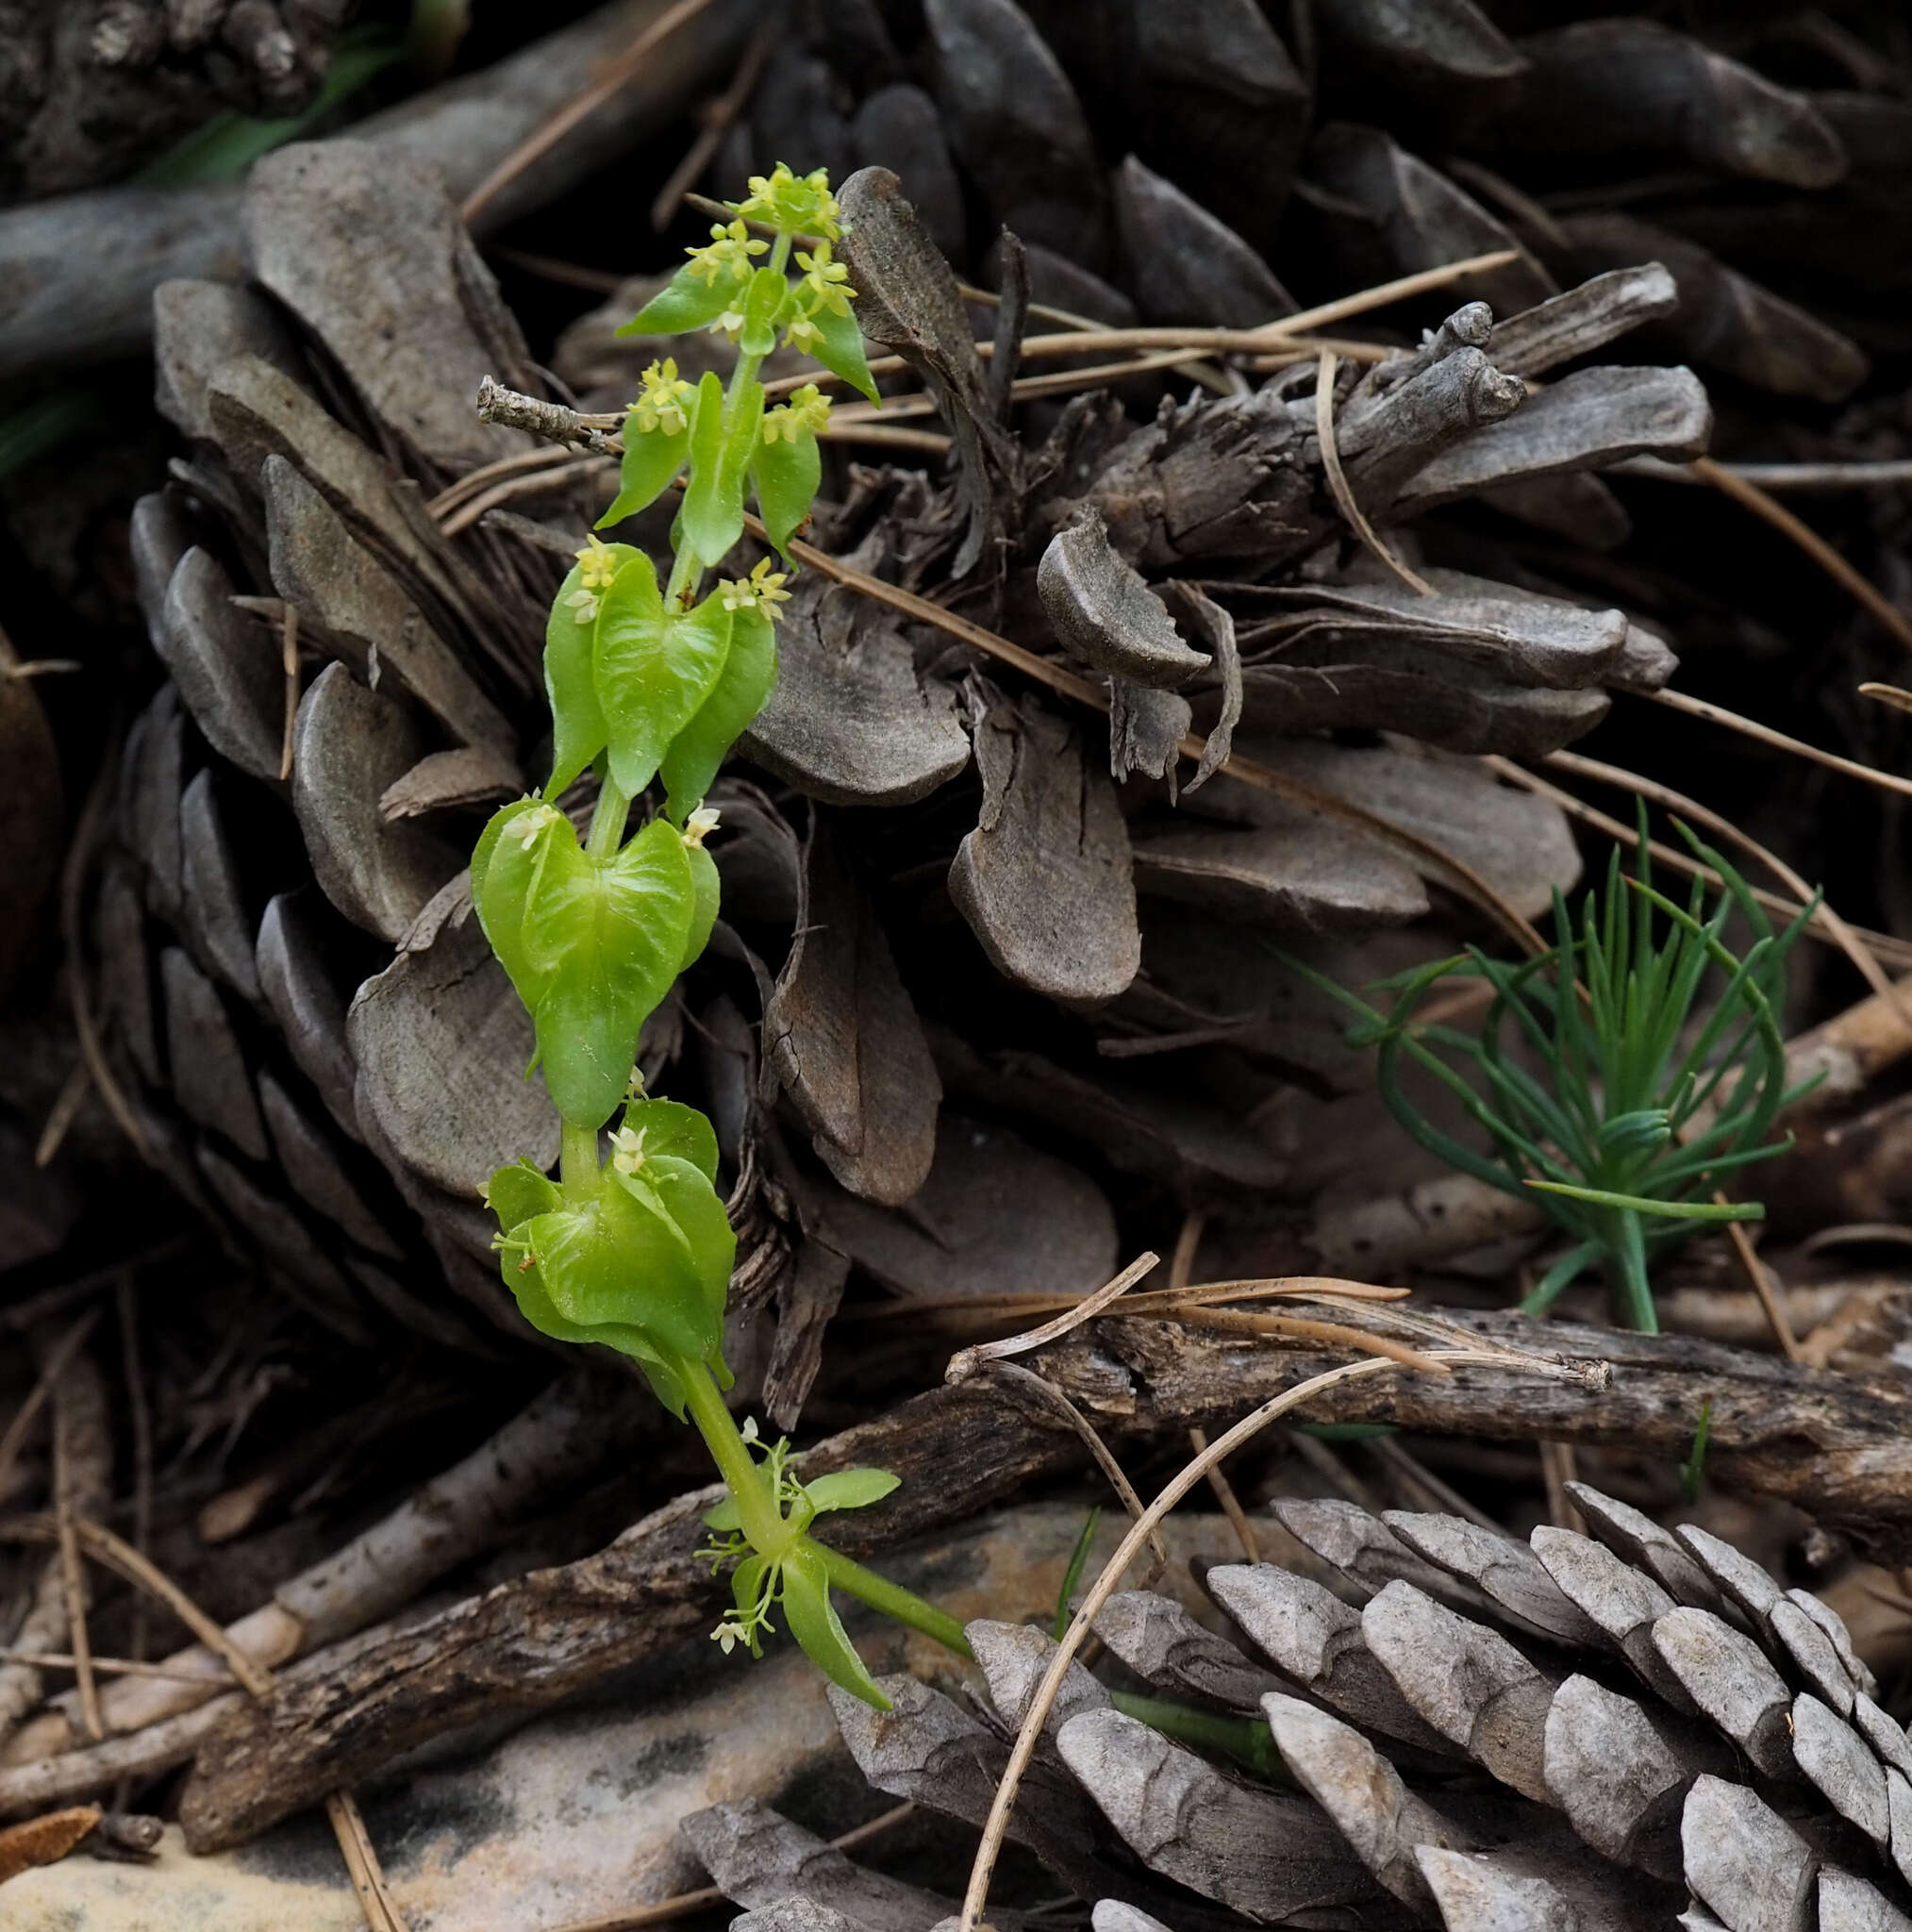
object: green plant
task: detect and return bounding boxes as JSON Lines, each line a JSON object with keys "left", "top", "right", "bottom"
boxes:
{"left": 1680, "top": 1398, "right": 1713, "bottom": 1503}
{"left": 1288, "top": 819, "right": 1820, "bottom": 1333}
{"left": 473, "top": 163, "right": 954, "bottom": 1707}
{"left": 1053, "top": 1507, "right": 1101, "bottom": 1641}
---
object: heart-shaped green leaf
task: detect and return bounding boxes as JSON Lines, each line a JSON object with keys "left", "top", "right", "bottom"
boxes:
{"left": 472, "top": 799, "right": 577, "bottom": 1009}
{"left": 523, "top": 817, "right": 694, "bottom": 1126}
{"left": 528, "top": 1156, "right": 725, "bottom": 1367}
{"left": 619, "top": 263, "right": 746, "bottom": 337}
{"left": 680, "top": 375, "right": 764, "bottom": 568}
{"left": 680, "top": 837, "right": 721, "bottom": 975}
{"left": 492, "top": 1210, "right": 693, "bottom": 1414}
{"left": 544, "top": 546, "right": 635, "bottom": 794}
{"left": 802, "top": 1468, "right": 900, "bottom": 1515}
{"left": 804, "top": 302, "right": 879, "bottom": 404}
{"left": 750, "top": 427, "right": 822, "bottom": 556}
{"left": 780, "top": 1542, "right": 889, "bottom": 1708}
{"left": 595, "top": 555, "right": 736, "bottom": 798}
{"left": 483, "top": 1158, "right": 559, "bottom": 1230}
{"left": 598, "top": 411, "right": 692, "bottom": 529}
{"left": 661, "top": 604, "right": 777, "bottom": 824}
{"left": 628, "top": 1150, "right": 736, "bottom": 1328}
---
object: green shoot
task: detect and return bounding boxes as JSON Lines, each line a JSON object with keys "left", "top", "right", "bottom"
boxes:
{"left": 1108, "top": 1691, "right": 1288, "bottom": 1782}
{"left": 1055, "top": 1507, "right": 1101, "bottom": 1641}
{"left": 1286, "top": 812, "right": 1820, "bottom": 1332}
{"left": 473, "top": 162, "right": 946, "bottom": 1706}
{"left": 1681, "top": 1399, "right": 1713, "bottom": 1504}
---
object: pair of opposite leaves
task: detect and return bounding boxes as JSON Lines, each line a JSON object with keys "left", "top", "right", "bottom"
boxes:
{"left": 485, "top": 1097, "right": 735, "bottom": 1412}
{"left": 708, "top": 1460, "right": 903, "bottom": 1710}
{"left": 473, "top": 795, "right": 717, "bottom": 1129}
{"left": 543, "top": 540, "right": 777, "bottom": 825}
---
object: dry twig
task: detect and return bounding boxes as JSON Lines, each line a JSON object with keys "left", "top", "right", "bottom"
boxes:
{"left": 0, "top": 1309, "right": 100, "bottom": 1505}
{"left": 943, "top": 1252, "right": 1159, "bottom": 1380}
{"left": 1313, "top": 349, "right": 1434, "bottom": 596}
{"left": 1693, "top": 454, "right": 1912, "bottom": 655}
{"left": 649, "top": 15, "right": 781, "bottom": 232}
{"left": 1538, "top": 745, "right": 1912, "bottom": 1039}
{"left": 114, "top": 1274, "right": 154, "bottom": 1670}
{"left": 1485, "top": 757, "right": 1912, "bottom": 968}
{"left": 458, "top": 0, "right": 725, "bottom": 226}
{"left": 1646, "top": 683, "right": 1912, "bottom": 803}
{"left": 983, "top": 1360, "right": 1169, "bottom": 1582}
{"left": 0, "top": 1511, "right": 405, "bottom": 1925}
{"left": 52, "top": 1388, "right": 102, "bottom": 1742}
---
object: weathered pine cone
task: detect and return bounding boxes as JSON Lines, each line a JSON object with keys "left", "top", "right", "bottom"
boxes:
{"left": 5, "top": 0, "right": 354, "bottom": 202}
{"left": 745, "top": 0, "right": 1898, "bottom": 416}
{"left": 105, "top": 25, "right": 1836, "bottom": 1397}
{"left": 684, "top": 1484, "right": 1912, "bottom": 1932}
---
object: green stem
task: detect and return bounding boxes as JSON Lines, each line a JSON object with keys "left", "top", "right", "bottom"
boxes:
{"left": 1109, "top": 1691, "right": 1288, "bottom": 1782}
{"left": 816, "top": 1544, "right": 973, "bottom": 1659}
{"left": 1612, "top": 1208, "right": 1659, "bottom": 1333}
{"left": 664, "top": 541, "right": 702, "bottom": 610}
{"left": 668, "top": 229, "right": 789, "bottom": 603}
{"left": 586, "top": 774, "right": 631, "bottom": 861}
{"left": 559, "top": 1122, "right": 598, "bottom": 1194}
{"left": 1519, "top": 1239, "right": 1602, "bottom": 1318}
{"left": 675, "top": 1353, "right": 785, "bottom": 1553}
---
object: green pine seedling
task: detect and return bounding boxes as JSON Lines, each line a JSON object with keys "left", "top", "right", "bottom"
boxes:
{"left": 1287, "top": 812, "right": 1821, "bottom": 1332}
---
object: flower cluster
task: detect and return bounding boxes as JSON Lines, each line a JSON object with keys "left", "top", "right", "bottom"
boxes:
{"left": 719, "top": 558, "right": 791, "bottom": 614}
{"left": 762, "top": 383, "right": 832, "bottom": 444}
{"left": 631, "top": 358, "right": 697, "bottom": 436}
{"left": 783, "top": 241, "right": 859, "bottom": 355}
{"left": 608, "top": 1124, "right": 647, "bottom": 1175}
{"left": 796, "top": 242, "right": 854, "bottom": 314}
{"left": 736, "top": 162, "right": 843, "bottom": 242}
{"left": 562, "top": 534, "right": 621, "bottom": 623}
{"left": 685, "top": 216, "right": 766, "bottom": 287}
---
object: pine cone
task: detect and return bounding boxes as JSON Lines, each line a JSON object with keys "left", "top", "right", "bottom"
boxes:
{"left": 688, "top": 1484, "right": 1909, "bottom": 1930}
{"left": 6, "top": 1, "right": 352, "bottom": 202}
{"left": 102, "top": 7, "right": 1881, "bottom": 1380}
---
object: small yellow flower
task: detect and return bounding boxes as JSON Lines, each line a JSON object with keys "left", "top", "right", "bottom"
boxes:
{"left": 711, "top": 1619, "right": 749, "bottom": 1656}
{"left": 609, "top": 1125, "right": 647, "bottom": 1175}
{"left": 762, "top": 383, "right": 831, "bottom": 444}
{"left": 708, "top": 307, "right": 747, "bottom": 343}
{"left": 624, "top": 1066, "right": 648, "bottom": 1104}
{"left": 795, "top": 241, "right": 856, "bottom": 318}
{"left": 784, "top": 311, "right": 821, "bottom": 353}
{"left": 564, "top": 588, "right": 600, "bottom": 624}
{"left": 631, "top": 358, "right": 696, "bottom": 437}
{"left": 574, "top": 532, "right": 620, "bottom": 591}
{"left": 718, "top": 558, "right": 792, "bottom": 617}
{"left": 684, "top": 218, "right": 765, "bottom": 286}
{"left": 684, "top": 805, "right": 723, "bottom": 848}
